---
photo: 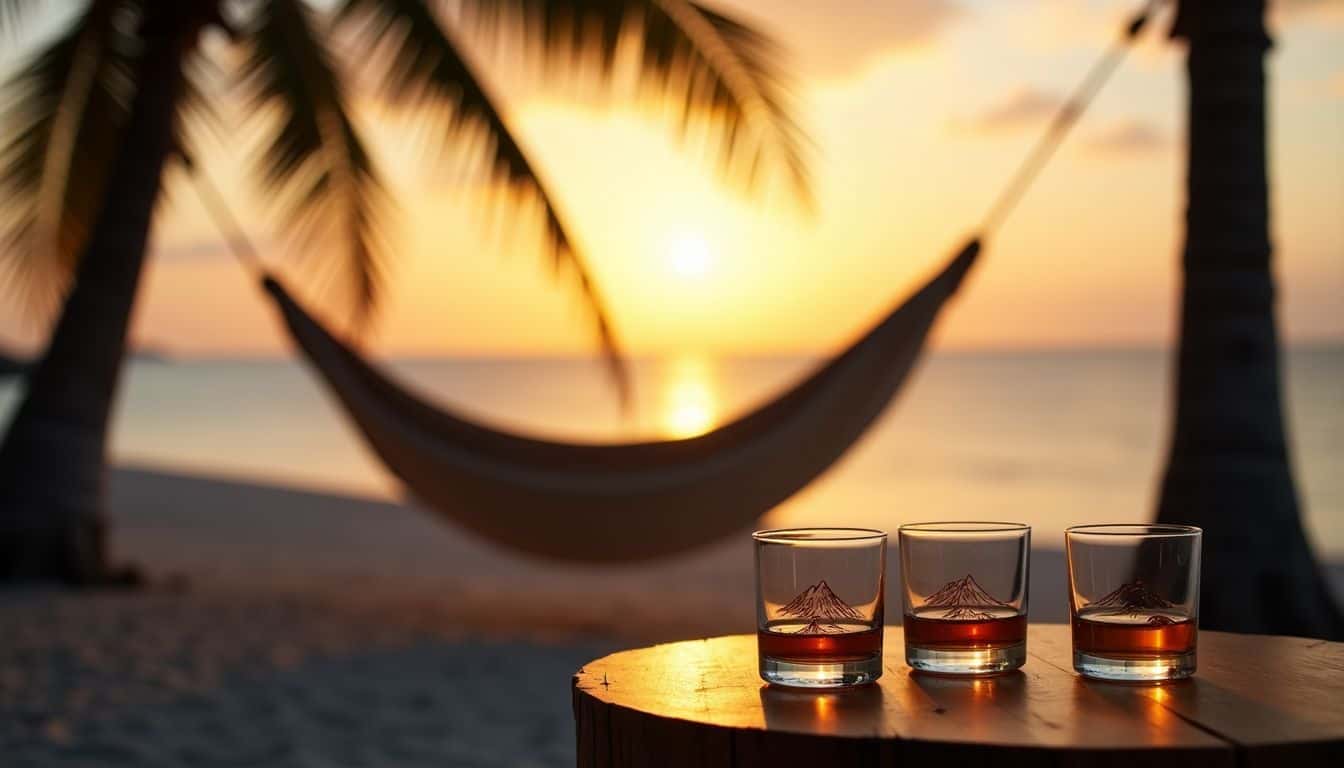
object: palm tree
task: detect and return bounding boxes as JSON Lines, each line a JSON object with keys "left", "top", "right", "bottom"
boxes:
{"left": 1158, "top": 0, "right": 1343, "bottom": 638}
{"left": 0, "top": 0, "right": 808, "bottom": 583}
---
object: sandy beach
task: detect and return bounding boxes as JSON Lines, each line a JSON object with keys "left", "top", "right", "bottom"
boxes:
{"left": 1, "top": 590, "right": 610, "bottom": 767}
{"left": 5, "top": 465, "right": 1342, "bottom": 766}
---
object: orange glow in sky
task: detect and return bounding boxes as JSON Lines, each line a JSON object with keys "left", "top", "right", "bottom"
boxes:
{"left": 1, "top": 1, "right": 1341, "bottom": 358}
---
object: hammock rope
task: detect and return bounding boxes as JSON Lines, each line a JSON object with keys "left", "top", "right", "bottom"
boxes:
{"left": 980, "top": 0, "right": 1161, "bottom": 234}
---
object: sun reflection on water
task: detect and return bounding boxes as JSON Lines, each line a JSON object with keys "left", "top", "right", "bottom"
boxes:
{"left": 660, "top": 357, "right": 719, "bottom": 438}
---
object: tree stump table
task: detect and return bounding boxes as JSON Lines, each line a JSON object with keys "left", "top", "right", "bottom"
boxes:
{"left": 573, "top": 624, "right": 1344, "bottom": 766}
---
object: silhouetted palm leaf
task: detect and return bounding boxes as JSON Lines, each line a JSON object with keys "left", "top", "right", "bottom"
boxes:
{"left": 335, "top": 0, "right": 628, "bottom": 400}
{"left": 177, "top": 53, "right": 226, "bottom": 154}
{"left": 685, "top": 2, "right": 811, "bottom": 199}
{"left": 239, "top": 0, "right": 389, "bottom": 327}
{"left": 0, "top": 0, "right": 134, "bottom": 313}
{"left": 460, "top": 0, "right": 812, "bottom": 204}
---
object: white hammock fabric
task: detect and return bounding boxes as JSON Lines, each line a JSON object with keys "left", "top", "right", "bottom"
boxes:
{"left": 263, "top": 240, "right": 979, "bottom": 562}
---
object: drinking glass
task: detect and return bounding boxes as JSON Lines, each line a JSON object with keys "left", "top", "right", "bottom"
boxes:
{"left": 899, "top": 522, "right": 1030, "bottom": 675}
{"left": 754, "top": 528, "right": 886, "bottom": 688}
{"left": 1066, "top": 524, "right": 1201, "bottom": 682}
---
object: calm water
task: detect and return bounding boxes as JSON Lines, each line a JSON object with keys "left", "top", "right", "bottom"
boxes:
{"left": 1, "top": 347, "right": 1341, "bottom": 556}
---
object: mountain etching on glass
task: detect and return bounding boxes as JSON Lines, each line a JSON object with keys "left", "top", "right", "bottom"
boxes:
{"left": 1087, "top": 580, "right": 1177, "bottom": 624}
{"left": 921, "top": 574, "right": 1010, "bottom": 620}
{"left": 780, "top": 580, "right": 863, "bottom": 634}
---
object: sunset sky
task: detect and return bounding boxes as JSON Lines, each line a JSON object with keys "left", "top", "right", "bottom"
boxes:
{"left": 2, "top": 0, "right": 1341, "bottom": 358}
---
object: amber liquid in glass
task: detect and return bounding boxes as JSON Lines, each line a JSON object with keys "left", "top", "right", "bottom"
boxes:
{"left": 1072, "top": 609, "right": 1196, "bottom": 656}
{"left": 903, "top": 609, "right": 1026, "bottom": 649}
{"left": 757, "top": 623, "right": 882, "bottom": 662}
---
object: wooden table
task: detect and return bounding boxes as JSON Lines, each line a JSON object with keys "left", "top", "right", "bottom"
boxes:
{"left": 573, "top": 624, "right": 1344, "bottom": 766}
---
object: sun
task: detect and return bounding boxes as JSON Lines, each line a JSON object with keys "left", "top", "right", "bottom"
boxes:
{"left": 666, "top": 233, "right": 713, "bottom": 278}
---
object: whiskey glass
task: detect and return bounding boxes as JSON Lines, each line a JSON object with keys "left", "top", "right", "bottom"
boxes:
{"left": 1066, "top": 524, "right": 1200, "bottom": 682}
{"left": 754, "top": 528, "right": 886, "bottom": 688}
{"left": 899, "top": 522, "right": 1030, "bottom": 675}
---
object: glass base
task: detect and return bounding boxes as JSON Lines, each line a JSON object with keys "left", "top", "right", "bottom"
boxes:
{"left": 906, "top": 642, "right": 1026, "bottom": 675}
{"left": 759, "top": 654, "right": 882, "bottom": 688}
{"left": 1073, "top": 650, "right": 1195, "bottom": 682}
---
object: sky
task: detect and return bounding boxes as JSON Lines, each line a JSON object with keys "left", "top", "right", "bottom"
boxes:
{"left": 1, "top": 0, "right": 1341, "bottom": 358}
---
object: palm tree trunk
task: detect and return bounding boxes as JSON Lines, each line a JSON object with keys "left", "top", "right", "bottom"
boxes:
{"left": 0, "top": 7, "right": 199, "bottom": 584}
{"left": 1158, "top": 0, "right": 1344, "bottom": 638}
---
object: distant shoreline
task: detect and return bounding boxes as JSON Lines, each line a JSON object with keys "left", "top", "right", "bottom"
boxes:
{"left": 27, "top": 340, "right": 1338, "bottom": 365}
{"left": 0, "top": 346, "right": 171, "bottom": 372}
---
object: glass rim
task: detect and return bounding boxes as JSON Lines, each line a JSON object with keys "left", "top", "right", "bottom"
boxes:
{"left": 898, "top": 521, "right": 1030, "bottom": 534}
{"left": 752, "top": 527, "right": 887, "bottom": 543}
{"left": 1066, "top": 523, "right": 1202, "bottom": 538}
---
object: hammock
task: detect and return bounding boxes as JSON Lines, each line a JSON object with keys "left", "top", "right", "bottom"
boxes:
{"left": 260, "top": 239, "right": 978, "bottom": 562}
{"left": 192, "top": 3, "right": 1154, "bottom": 562}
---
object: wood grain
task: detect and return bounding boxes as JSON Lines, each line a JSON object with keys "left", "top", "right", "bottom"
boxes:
{"left": 574, "top": 625, "right": 1344, "bottom": 766}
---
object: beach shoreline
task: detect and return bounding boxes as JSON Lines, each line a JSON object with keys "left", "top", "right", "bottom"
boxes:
{"left": 4, "top": 464, "right": 1341, "bottom": 766}
{"left": 106, "top": 463, "right": 1344, "bottom": 637}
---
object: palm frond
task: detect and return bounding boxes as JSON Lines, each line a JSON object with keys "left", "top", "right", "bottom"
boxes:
{"left": 681, "top": 2, "right": 811, "bottom": 199}
{"left": 335, "top": 0, "right": 629, "bottom": 402}
{"left": 177, "top": 51, "right": 226, "bottom": 150}
{"left": 238, "top": 0, "right": 388, "bottom": 327}
{"left": 0, "top": 0, "right": 135, "bottom": 315}
{"left": 460, "top": 0, "right": 813, "bottom": 205}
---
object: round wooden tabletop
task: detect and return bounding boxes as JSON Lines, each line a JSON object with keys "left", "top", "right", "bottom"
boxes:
{"left": 572, "top": 624, "right": 1344, "bottom": 766}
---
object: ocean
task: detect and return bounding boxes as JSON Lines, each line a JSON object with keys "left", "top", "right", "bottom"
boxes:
{"left": 1, "top": 346, "right": 1341, "bottom": 557}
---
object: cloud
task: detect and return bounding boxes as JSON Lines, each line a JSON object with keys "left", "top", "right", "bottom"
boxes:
{"left": 155, "top": 237, "right": 274, "bottom": 263}
{"left": 1086, "top": 120, "right": 1168, "bottom": 155}
{"left": 952, "top": 91, "right": 1167, "bottom": 156}
{"left": 155, "top": 240, "right": 229, "bottom": 262}
{"left": 1273, "top": 0, "right": 1344, "bottom": 26}
{"left": 1278, "top": 0, "right": 1344, "bottom": 15}
{"left": 950, "top": 87, "right": 1060, "bottom": 134}
{"left": 724, "top": 0, "right": 963, "bottom": 79}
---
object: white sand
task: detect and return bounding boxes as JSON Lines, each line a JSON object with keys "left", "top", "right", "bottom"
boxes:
{"left": 4, "top": 464, "right": 1341, "bottom": 766}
